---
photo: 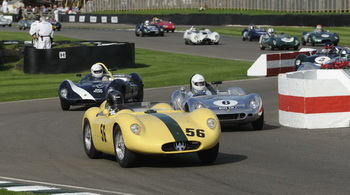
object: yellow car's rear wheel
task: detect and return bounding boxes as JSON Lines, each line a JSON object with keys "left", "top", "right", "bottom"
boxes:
{"left": 114, "top": 125, "right": 136, "bottom": 168}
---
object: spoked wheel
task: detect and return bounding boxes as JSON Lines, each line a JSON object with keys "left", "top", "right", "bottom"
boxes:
{"left": 197, "top": 143, "right": 219, "bottom": 164}
{"left": 114, "top": 125, "right": 136, "bottom": 167}
{"left": 83, "top": 120, "right": 102, "bottom": 159}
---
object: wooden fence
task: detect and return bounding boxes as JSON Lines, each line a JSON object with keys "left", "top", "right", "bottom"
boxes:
{"left": 82, "top": 0, "right": 350, "bottom": 13}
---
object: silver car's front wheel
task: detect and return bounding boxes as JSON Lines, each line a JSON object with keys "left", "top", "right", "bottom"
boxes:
{"left": 114, "top": 125, "right": 136, "bottom": 167}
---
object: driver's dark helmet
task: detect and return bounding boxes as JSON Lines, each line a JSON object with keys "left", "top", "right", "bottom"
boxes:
{"left": 324, "top": 42, "right": 335, "bottom": 53}
{"left": 107, "top": 90, "right": 124, "bottom": 110}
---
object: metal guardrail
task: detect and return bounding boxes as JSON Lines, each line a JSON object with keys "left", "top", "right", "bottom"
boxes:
{"left": 82, "top": 0, "right": 350, "bottom": 13}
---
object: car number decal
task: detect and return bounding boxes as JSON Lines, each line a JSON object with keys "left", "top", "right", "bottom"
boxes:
{"left": 213, "top": 100, "right": 238, "bottom": 106}
{"left": 315, "top": 56, "right": 331, "bottom": 64}
{"left": 147, "top": 113, "right": 188, "bottom": 142}
{"left": 93, "top": 88, "right": 103, "bottom": 93}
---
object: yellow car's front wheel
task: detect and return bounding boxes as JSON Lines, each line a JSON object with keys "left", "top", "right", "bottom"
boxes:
{"left": 197, "top": 143, "right": 219, "bottom": 164}
{"left": 114, "top": 125, "right": 137, "bottom": 168}
{"left": 83, "top": 119, "right": 102, "bottom": 159}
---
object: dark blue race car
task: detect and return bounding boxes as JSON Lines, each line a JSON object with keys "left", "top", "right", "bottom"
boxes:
{"left": 135, "top": 22, "right": 164, "bottom": 37}
{"left": 242, "top": 24, "right": 267, "bottom": 41}
{"left": 58, "top": 63, "right": 144, "bottom": 110}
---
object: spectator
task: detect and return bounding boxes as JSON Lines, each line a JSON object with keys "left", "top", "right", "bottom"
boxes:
{"left": 199, "top": 2, "right": 208, "bottom": 11}
{"left": 29, "top": 15, "right": 40, "bottom": 48}
{"left": 2, "top": 0, "right": 8, "bottom": 13}
{"left": 36, "top": 16, "right": 54, "bottom": 49}
{"left": 17, "top": 6, "right": 23, "bottom": 20}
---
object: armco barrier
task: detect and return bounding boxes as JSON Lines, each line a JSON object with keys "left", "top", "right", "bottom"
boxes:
{"left": 23, "top": 41, "right": 134, "bottom": 74}
{"left": 278, "top": 69, "right": 350, "bottom": 129}
{"left": 59, "top": 14, "right": 350, "bottom": 26}
{"left": 247, "top": 49, "right": 316, "bottom": 77}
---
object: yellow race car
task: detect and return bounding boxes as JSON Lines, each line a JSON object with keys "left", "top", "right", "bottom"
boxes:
{"left": 82, "top": 90, "right": 221, "bottom": 167}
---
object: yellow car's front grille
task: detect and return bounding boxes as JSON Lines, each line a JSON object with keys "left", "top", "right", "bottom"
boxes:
{"left": 162, "top": 141, "right": 201, "bottom": 152}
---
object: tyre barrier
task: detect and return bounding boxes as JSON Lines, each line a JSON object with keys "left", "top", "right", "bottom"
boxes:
{"left": 247, "top": 49, "right": 316, "bottom": 77}
{"left": 278, "top": 69, "right": 350, "bottom": 129}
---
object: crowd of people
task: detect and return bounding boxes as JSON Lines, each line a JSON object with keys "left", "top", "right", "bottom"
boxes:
{"left": 1, "top": 1, "right": 83, "bottom": 20}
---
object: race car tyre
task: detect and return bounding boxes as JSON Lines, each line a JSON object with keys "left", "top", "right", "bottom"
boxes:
{"left": 60, "top": 100, "right": 70, "bottom": 111}
{"left": 141, "top": 31, "right": 145, "bottom": 37}
{"left": 135, "top": 31, "right": 139, "bottom": 36}
{"left": 135, "top": 86, "right": 144, "bottom": 102}
{"left": 83, "top": 120, "right": 102, "bottom": 159}
{"left": 301, "top": 38, "right": 306, "bottom": 46}
{"left": 171, "top": 30, "right": 175, "bottom": 33}
{"left": 252, "top": 112, "right": 264, "bottom": 130}
{"left": 114, "top": 125, "right": 136, "bottom": 167}
{"left": 185, "top": 40, "right": 189, "bottom": 45}
{"left": 197, "top": 143, "right": 219, "bottom": 164}
{"left": 308, "top": 37, "right": 315, "bottom": 46}
{"left": 242, "top": 36, "right": 246, "bottom": 41}
{"left": 260, "top": 45, "right": 265, "bottom": 50}
{"left": 248, "top": 35, "right": 253, "bottom": 41}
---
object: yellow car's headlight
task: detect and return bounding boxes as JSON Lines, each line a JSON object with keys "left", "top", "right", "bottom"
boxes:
{"left": 130, "top": 123, "right": 141, "bottom": 135}
{"left": 207, "top": 118, "right": 217, "bottom": 130}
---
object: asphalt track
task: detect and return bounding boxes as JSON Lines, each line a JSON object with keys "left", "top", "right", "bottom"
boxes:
{"left": 1, "top": 24, "right": 350, "bottom": 194}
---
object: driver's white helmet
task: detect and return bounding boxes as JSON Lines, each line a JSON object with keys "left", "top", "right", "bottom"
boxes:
{"left": 191, "top": 74, "right": 206, "bottom": 92}
{"left": 91, "top": 63, "right": 103, "bottom": 78}
{"left": 145, "top": 20, "right": 149, "bottom": 26}
{"left": 340, "top": 49, "right": 350, "bottom": 60}
{"left": 267, "top": 27, "right": 275, "bottom": 35}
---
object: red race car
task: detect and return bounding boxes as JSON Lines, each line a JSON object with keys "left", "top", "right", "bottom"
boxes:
{"left": 150, "top": 17, "right": 176, "bottom": 33}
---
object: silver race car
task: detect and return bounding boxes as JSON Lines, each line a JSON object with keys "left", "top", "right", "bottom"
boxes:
{"left": 0, "top": 15, "right": 12, "bottom": 27}
{"left": 171, "top": 81, "right": 264, "bottom": 130}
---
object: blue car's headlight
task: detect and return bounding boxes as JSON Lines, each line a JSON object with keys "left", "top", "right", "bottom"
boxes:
{"left": 249, "top": 98, "right": 260, "bottom": 110}
{"left": 60, "top": 88, "right": 68, "bottom": 98}
{"left": 195, "top": 103, "right": 206, "bottom": 109}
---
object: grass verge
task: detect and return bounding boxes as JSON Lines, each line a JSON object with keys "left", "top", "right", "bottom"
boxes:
{"left": 0, "top": 46, "right": 251, "bottom": 102}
